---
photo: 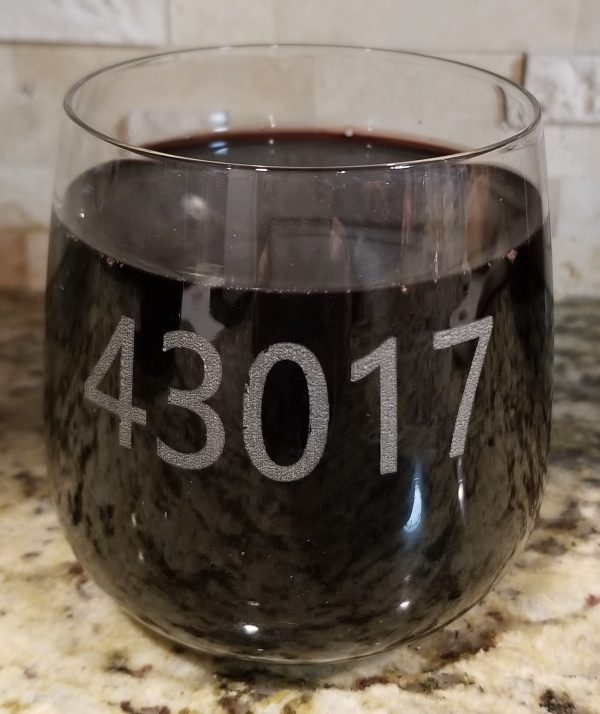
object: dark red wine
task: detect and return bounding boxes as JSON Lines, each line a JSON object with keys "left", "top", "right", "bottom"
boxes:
{"left": 45, "top": 132, "right": 552, "bottom": 662}
{"left": 146, "top": 129, "right": 453, "bottom": 167}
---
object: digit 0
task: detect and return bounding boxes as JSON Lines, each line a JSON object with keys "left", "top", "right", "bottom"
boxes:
{"left": 243, "top": 343, "right": 329, "bottom": 482}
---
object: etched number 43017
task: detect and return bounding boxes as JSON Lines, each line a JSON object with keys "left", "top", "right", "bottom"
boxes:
{"left": 84, "top": 315, "right": 493, "bottom": 480}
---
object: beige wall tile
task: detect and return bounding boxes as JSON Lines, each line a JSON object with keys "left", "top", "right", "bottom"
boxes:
{"left": 273, "top": 0, "right": 577, "bottom": 52}
{"left": 552, "top": 178, "right": 600, "bottom": 299}
{"left": 439, "top": 53, "right": 524, "bottom": 83}
{"left": 544, "top": 126, "right": 600, "bottom": 298}
{"left": 170, "top": 0, "right": 275, "bottom": 46}
{"left": 0, "top": 45, "right": 144, "bottom": 228}
{"left": 536, "top": 125, "right": 600, "bottom": 298}
{"left": 0, "top": 0, "right": 167, "bottom": 46}
{"left": 574, "top": 0, "right": 600, "bottom": 51}
{"left": 545, "top": 126, "right": 600, "bottom": 178}
{"left": 0, "top": 167, "right": 54, "bottom": 228}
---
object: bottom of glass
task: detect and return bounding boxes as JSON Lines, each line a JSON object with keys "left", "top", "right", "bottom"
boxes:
{"left": 122, "top": 596, "right": 491, "bottom": 666}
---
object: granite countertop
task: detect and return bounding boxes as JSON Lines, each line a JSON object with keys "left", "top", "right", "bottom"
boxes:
{"left": 0, "top": 291, "right": 599, "bottom": 714}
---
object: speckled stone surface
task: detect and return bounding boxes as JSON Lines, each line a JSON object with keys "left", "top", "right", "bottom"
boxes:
{"left": 0, "top": 291, "right": 599, "bottom": 714}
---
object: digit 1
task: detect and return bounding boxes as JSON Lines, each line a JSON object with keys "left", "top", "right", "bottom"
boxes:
{"left": 432, "top": 316, "right": 494, "bottom": 458}
{"left": 157, "top": 331, "right": 225, "bottom": 470}
{"left": 351, "top": 337, "right": 398, "bottom": 475}
{"left": 84, "top": 316, "right": 146, "bottom": 448}
{"left": 243, "top": 343, "right": 329, "bottom": 482}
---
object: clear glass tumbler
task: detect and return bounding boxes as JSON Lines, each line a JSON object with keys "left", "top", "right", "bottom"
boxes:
{"left": 45, "top": 45, "right": 552, "bottom": 663}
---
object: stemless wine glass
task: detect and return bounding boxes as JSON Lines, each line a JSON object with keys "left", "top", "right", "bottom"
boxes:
{"left": 45, "top": 45, "right": 552, "bottom": 663}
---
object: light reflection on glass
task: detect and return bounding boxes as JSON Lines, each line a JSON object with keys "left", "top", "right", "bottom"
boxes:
{"left": 210, "top": 110, "right": 228, "bottom": 133}
{"left": 208, "top": 140, "right": 229, "bottom": 156}
{"left": 404, "top": 459, "right": 423, "bottom": 536}
{"left": 456, "top": 455, "right": 466, "bottom": 519}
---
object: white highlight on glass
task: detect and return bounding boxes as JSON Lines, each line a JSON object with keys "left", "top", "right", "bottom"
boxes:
{"left": 404, "top": 460, "right": 423, "bottom": 535}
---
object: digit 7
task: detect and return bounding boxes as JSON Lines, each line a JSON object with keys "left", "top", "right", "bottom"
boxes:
{"left": 432, "top": 316, "right": 494, "bottom": 458}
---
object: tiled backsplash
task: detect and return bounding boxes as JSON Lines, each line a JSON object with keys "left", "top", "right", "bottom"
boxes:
{"left": 1, "top": 0, "right": 599, "bottom": 297}
{"left": 0, "top": 0, "right": 168, "bottom": 45}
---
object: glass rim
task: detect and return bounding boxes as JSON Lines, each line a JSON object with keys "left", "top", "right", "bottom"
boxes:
{"left": 63, "top": 43, "right": 543, "bottom": 172}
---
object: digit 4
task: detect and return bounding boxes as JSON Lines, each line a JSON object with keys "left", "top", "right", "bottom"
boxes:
{"left": 84, "top": 316, "right": 146, "bottom": 448}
